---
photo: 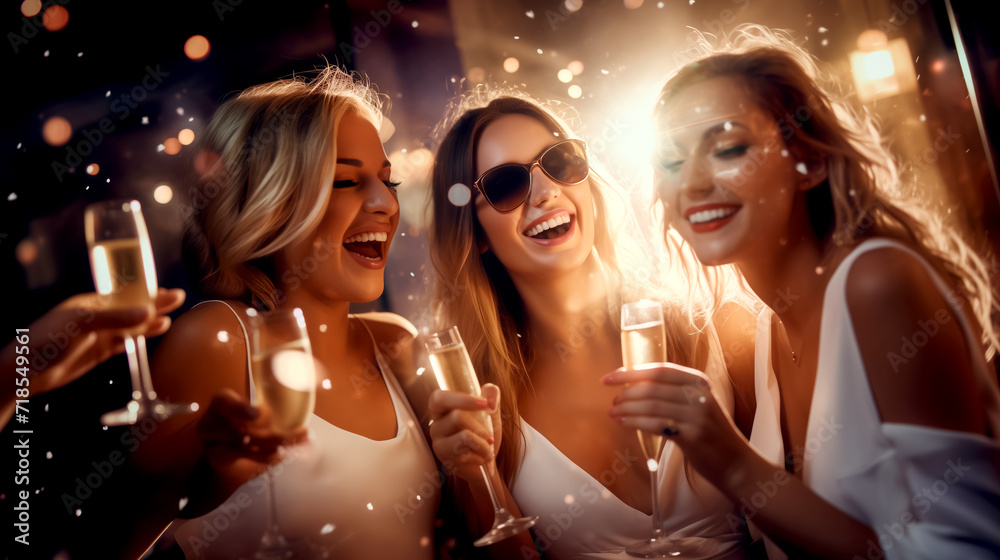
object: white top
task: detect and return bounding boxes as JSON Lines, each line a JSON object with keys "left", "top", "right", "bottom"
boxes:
{"left": 510, "top": 324, "right": 749, "bottom": 560}
{"left": 166, "top": 304, "right": 440, "bottom": 559}
{"left": 748, "top": 238, "right": 1000, "bottom": 559}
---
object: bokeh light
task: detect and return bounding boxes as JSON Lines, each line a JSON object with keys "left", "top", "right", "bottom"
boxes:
{"left": 86, "top": 164, "right": 100, "bottom": 175}
{"left": 42, "top": 5, "right": 69, "bottom": 31}
{"left": 448, "top": 183, "right": 471, "bottom": 206}
{"left": 468, "top": 66, "right": 486, "bottom": 84}
{"left": 21, "top": 0, "right": 41, "bottom": 17}
{"left": 184, "top": 35, "right": 211, "bottom": 60}
{"left": 567, "top": 60, "right": 584, "bottom": 75}
{"left": 564, "top": 0, "right": 584, "bottom": 12}
{"left": 15, "top": 238, "right": 38, "bottom": 265}
{"left": 42, "top": 116, "right": 72, "bottom": 146}
{"left": 162, "top": 138, "right": 182, "bottom": 155}
{"left": 503, "top": 57, "right": 520, "bottom": 73}
{"left": 568, "top": 85, "right": 583, "bottom": 98}
{"left": 154, "top": 185, "right": 173, "bottom": 204}
{"left": 178, "top": 128, "right": 195, "bottom": 145}
{"left": 557, "top": 69, "right": 573, "bottom": 83}
{"left": 624, "top": 0, "right": 644, "bottom": 8}
{"left": 856, "top": 29, "right": 888, "bottom": 50}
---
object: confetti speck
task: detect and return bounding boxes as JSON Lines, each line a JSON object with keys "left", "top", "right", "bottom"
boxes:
{"left": 321, "top": 523, "right": 335, "bottom": 535}
{"left": 525, "top": 10, "right": 534, "bottom": 18}
{"left": 795, "top": 162, "right": 808, "bottom": 175}
{"left": 7, "top": 193, "right": 17, "bottom": 201}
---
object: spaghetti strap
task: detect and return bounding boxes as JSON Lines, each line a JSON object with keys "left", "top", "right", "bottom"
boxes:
{"left": 193, "top": 300, "right": 255, "bottom": 403}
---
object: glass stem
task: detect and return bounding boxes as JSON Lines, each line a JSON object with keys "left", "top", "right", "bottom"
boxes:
{"left": 135, "top": 334, "right": 157, "bottom": 401}
{"left": 123, "top": 336, "right": 147, "bottom": 403}
{"left": 649, "top": 466, "right": 664, "bottom": 540}
{"left": 480, "top": 464, "right": 508, "bottom": 517}
{"left": 262, "top": 471, "right": 283, "bottom": 544}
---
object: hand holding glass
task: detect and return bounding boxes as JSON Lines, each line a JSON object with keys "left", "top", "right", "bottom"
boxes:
{"left": 85, "top": 200, "right": 195, "bottom": 425}
{"left": 425, "top": 326, "right": 537, "bottom": 547}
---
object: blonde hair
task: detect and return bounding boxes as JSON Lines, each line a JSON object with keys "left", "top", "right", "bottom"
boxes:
{"left": 428, "top": 88, "right": 717, "bottom": 484}
{"left": 184, "top": 66, "right": 385, "bottom": 310}
{"left": 654, "top": 24, "right": 1000, "bottom": 358}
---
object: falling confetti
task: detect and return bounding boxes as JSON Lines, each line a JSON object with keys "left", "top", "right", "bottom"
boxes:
{"left": 321, "top": 523, "right": 335, "bottom": 535}
{"left": 8, "top": 193, "right": 17, "bottom": 201}
{"left": 525, "top": 10, "right": 534, "bottom": 18}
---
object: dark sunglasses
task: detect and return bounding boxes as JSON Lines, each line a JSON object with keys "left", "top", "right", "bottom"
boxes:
{"left": 472, "top": 139, "right": 589, "bottom": 212}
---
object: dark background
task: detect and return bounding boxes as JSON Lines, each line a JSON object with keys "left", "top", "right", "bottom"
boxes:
{"left": 2, "top": 0, "right": 998, "bottom": 557}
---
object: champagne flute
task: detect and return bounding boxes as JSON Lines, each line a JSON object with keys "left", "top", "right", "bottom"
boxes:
{"left": 621, "top": 300, "right": 712, "bottom": 558}
{"left": 85, "top": 199, "right": 195, "bottom": 426}
{"left": 424, "top": 326, "right": 537, "bottom": 547}
{"left": 249, "top": 307, "right": 317, "bottom": 559}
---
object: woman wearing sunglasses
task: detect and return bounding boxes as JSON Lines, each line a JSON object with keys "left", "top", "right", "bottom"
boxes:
{"left": 425, "top": 92, "right": 757, "bottom": 558}
{"left": 621, "top": 26, "right": 1000, "bottom": 558}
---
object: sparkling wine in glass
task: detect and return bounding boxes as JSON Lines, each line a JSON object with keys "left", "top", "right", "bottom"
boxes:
{"left": 249, "top": 307, "right": 317, "bottom": 559}
{"left": 621, "top": 300, "right": 713, "bottom": 558}
{"left": 425, "top": 326, "right": 537, "bottom": 547}
{"left": 85, "top": 200, "right": 195, "bottom": 426}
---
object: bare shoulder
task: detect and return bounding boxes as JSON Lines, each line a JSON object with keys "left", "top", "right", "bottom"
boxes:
{"left": 845, "top": 244, "right": 987, "bottom": 434}
{"left": 150, "top": 300, "right": 252, "bottom": 405}
{"left": 712, "top": 301, "right": 758, "bottom": 438}
{"left": 352, "top": 312, "right": 435, "bottom": 423}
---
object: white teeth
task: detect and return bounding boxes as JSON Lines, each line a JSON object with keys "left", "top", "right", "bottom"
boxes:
{"left": 688, "top": 207, "right": 739, "bottom": 225}
{"left": 343, "top": 231, "right": 389, "bottom": 244}
{"left": 524, "top": 214, "right": 571, "bottom": 237}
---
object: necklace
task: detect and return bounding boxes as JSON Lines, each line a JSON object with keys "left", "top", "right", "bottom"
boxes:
{"left": 777, "top": 316, "right": 816, "bottom": 366}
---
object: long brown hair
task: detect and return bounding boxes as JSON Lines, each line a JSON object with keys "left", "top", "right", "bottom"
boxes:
{"left": 654, "top": 24, "right": 1000, "bottom": 358}
{"left": 428, "top": 91, "right": 712, "bottom": 484}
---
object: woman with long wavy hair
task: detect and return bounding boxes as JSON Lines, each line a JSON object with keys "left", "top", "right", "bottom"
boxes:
{"left": 425, "top": 90, "right": 757, "bottom": 559}
{"left": 613, "top": 25, "right": 1000, "bottom": 559}
{"left": 115, "top": 66, "right": 440, "bottom": 559}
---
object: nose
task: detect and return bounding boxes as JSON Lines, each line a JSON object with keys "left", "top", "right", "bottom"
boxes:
{"left": 678, "top": 154, "right": 714, "bottom": 201}
{"left": 527, "top": 162, "right": 561, "bottom": 207}
{"left": 362, "top": 176, "right": 399, "bottom": 216}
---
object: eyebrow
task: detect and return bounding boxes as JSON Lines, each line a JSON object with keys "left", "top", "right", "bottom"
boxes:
{"left": 336, "top": 158, "right": 391, "bottom": 168}
{"left": 660, "top": 113, "right": 742, "bottom": 134}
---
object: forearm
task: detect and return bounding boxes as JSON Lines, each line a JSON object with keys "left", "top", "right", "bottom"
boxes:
{"left": 719, "top": 449, "right": 879, "bottom": 559}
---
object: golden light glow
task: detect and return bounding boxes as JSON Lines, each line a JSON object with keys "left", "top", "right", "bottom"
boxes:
{"left": 86, "top": 164, "right": 100, "bottom": 175}
{"left": 91, "top": 246, "right": 113, "bottom": 295}
{"left": 184, "top": 35, "right": 211, "bottom": 61}
{"left": 153, "top": 185, "right": 173, "bottom": 204}
{"left": 42, "top": 116, "right": 72, "bottom": 146}
{"left": 21, "top": 0, "right": 41, "bottom": 17}
{"left": 564, "top": 0, "right": 584, "bottom": 12}
{"left": 162, "top": 138, "right": 182, "bottom": 155}
{"left": 557, "top": 69, "right": 573, "bottom": 83}
{"left": 567, "top": 60, "right": 584, "bottom": 75}
{"left": 856, "top": 29, "right": 887, "bottom": 50}
{"left": 624, "top": 0, "right": 644, "bottom": 8}
{"left": 42, "top": 5, "right": 69, "bottom": 31}
{"left": 468, "top": 66, "right": 486, "bottom": 83}
{"left": 503, "top": 57, "right": 520, "bottom": 73}
{"left": 568, "top": 85, "right": 583, "bottom": 98}
{"left": 178, "top": 128, "right": 195, "bottom": 145}
{"left": 863, "top": 51, "right": 894, "bottom": 80}
{"left": 15, "top": 238, "right": 38, "bottom": 265}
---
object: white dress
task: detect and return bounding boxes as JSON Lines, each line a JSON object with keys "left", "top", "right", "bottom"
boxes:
{"left": 163, "top": 303, "right": 440, "bottom": 559}
{"left": 510, "top": 324, "right": 749, "bottom": 559}
{"left": 748, "top": 238, "right": 1000, "bottom": 559}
